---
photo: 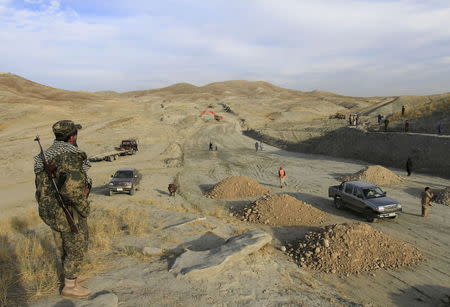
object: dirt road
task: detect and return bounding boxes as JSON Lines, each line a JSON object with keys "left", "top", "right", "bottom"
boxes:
{"left": 175, "top": 115, "right": 450, "bottom": 306}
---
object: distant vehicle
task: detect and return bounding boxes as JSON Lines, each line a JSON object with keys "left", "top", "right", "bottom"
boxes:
{"left": 200, "top": 110, "right": 224, "bottom": 121}
{"left": 328, "top": 181, "right": 402, "bottom": 222}
{"left": 115, "top": 139, "right": 138, "bottom": 152}
{"left": 89, "top": 139, "right": 138, "bottom": 162}
{"left": 107, "top": 168, "right": 141, "bottom": 196}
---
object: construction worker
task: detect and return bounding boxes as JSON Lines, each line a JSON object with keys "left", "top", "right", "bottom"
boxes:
{"left": 278, "top": 166, "right": 287, "bottom": 188}
{"left": 421, "top": 187, "right": 434, "bottom": 217}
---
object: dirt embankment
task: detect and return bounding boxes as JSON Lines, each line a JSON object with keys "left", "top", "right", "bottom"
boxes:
{"left": 285, "top": 223, "right": 425, "bottom": 275}
{"left": 338, "top": 165, "right": 403, "bottom": 186}
{"left": 245, "top": 127, "right": 450, "bottom": 178}
{"left": 237, "top": 194, "right": 328, "bottom": 226}
{"left": 205, "top": 176, "right": 270, "bottom": 199}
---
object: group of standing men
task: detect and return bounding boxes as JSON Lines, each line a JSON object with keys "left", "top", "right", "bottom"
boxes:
{"left": 254, "top": 141, "right": 264, "bottom": 151}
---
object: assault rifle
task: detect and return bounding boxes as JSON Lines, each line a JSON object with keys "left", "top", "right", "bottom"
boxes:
{"left": 34, "top": 136, "right": 79, "bottom": 233}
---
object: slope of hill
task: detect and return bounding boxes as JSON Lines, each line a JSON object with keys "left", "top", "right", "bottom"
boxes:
{"left": 0, "top": 73, "right": 100, "bottom": 103}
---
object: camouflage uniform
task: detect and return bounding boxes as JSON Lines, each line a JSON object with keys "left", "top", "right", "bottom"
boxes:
{"left": 34, "top": 120, "right": 91, "bottom": 280}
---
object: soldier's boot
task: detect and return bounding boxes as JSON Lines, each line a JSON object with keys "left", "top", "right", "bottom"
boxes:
{"left": 61, "top": 278, "right": 91, "bottom": 298}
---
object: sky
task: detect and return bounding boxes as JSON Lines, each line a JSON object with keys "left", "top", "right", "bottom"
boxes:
{"left": 1, "top": 0, "right": 450, "bottom": 96}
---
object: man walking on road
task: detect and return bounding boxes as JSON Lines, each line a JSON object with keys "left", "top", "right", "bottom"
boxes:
{"left": 406, "top": 157, "right": 413, "bottom": 176}
{"left": 34, "top": 120, "right": 92, "bottom": 298}
{"left": 404, "top": 120, "right": 410, "bottom": 132}
{"left": 384, "top": 118, "right": 390, "bottom": 132}
{"left": 255, "top": 141, "right": 259, "bottom": 152}
{"left": 402, "top": 105, "right": 406, "bottom": 116}
{"left": 421, "top": 187, "right": 434, "bottom": 217}
{"left": 278, "top": 166, "right": 287, "bottom": 188}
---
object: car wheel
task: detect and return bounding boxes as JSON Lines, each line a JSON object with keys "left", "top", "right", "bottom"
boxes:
{"left": 334, "top": 197, "right": 343, "bottom": 209}
{"left": 364, "top": 209, "right": 375, "bottom": 222}
{"left": 107, "top": 189, "right": 112, "bottom": 196}
{"left": 129, "top": 187, "right": 135, "bottom": 196}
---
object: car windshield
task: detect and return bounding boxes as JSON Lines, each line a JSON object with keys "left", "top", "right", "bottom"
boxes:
{"left": 114, "top": 171, "right": 133, "bottom": 178}
{"left": 363, "top": 187, "right": 385, "bottom": 199}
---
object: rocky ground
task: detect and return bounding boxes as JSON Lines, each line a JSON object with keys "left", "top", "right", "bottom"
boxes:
{"left": 1, "top": 74, "right": 449, "bottom": 306}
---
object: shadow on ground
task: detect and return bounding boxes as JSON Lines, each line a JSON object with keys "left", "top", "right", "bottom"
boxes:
{"left": 389, "top": 284, "right": 450, "bottom": 307}
{"left": 91, "top": 185, "right": 107, "bottom": 196}
{"left": 270, "top": 225, "right": 321, "bottom": 243}
{"left": 162, "top": 232, "right": 226, "bottom": 270}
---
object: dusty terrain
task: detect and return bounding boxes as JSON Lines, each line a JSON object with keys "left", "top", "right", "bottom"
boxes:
{"left": 1, "top": 73, "right": 449, "bottom": 306}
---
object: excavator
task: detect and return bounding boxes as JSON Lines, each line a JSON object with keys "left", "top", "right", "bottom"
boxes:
{"left": 200, "top": 110, "right": 223, "bottom": 121}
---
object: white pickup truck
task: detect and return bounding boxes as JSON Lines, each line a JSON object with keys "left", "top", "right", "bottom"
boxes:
{"left": 328, "top": 181, "right": 402, "bottom": 222}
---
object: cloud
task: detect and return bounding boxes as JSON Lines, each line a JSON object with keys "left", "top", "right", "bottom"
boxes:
{"left": 0, "top": 0, "right": 450, "bottom": 95}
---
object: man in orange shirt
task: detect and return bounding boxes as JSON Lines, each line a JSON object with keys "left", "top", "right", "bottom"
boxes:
{"left": 278, "top": 166, "right": 287, "bottom": 188}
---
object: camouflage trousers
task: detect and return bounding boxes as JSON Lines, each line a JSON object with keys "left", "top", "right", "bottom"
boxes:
{"left": 52, "top": 217, "right": 89, "bottom": 279}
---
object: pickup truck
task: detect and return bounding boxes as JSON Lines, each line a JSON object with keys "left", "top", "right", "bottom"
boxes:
{"left": 328, "top": 181, "right": 402, "bottom": 222}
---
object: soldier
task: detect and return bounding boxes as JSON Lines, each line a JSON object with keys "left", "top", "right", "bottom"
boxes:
{"left": 421, "top": 187, "right": 434, "bottom": 217}
{"left": 34, "top": 120, "right": 92, "bottom": 298}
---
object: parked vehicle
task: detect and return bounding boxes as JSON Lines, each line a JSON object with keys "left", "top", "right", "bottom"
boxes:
{"left": 115, "top": 139, "right": 138, "bottom": 152}
{"left": 328, "top": 181, "right": 402, "bottom": 222}
{"left": 107, "top": 168, "right": 141, "bottom": 196}
{"left": 89, "top": 139, "right": 138, "bottom": 162}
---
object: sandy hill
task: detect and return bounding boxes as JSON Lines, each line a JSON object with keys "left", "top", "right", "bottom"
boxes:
{"left": 121, "top": 80, "right": 305, "bottom": 99}
{"left": 0, "top": 73, "right": 100, "bottom": 103}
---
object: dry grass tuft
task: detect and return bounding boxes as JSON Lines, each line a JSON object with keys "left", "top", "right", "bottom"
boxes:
{"left": 0, "top": 206, "right": 151, "bottom": 306}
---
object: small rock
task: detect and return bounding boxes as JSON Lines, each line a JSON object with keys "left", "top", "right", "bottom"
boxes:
{"left": 280, "top": 246, "right": 287, "bottom": 252}
{"left": 142, "top": 247, "right": 163, "bottom": 256}
{"left": 322, "top": 239, "right": 330, "bottom": 248}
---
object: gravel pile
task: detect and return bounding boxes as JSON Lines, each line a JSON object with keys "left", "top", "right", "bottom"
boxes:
{"left": 338, "top": 165, "right": 403, "bottom": 186}
{"left": 285, "top": 223, "right": 424, "bottom": 274}
{"left": 435, "top": 187, "right": 450, "bottom": 206}
{"left": 237, "top": 194, "right": 328, "bottom": 226}
{"left": 205, "top": 176, "right": 270, "bottom": 199}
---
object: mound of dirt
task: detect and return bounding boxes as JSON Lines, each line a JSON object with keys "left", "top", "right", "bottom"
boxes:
{"left": 338, "top": 165, "right": 403, "bottom": 186}
{"left": 286, "top": 223, "right": 425, "bottom": 274}
{"left": 435, "top": 187, "right": 450, "bottom": 206}
{"left": 238, "top": 194, "right": 328, "bottom": 226}
{"left": 206, "top": 176, "right": 270, "bottom": 199}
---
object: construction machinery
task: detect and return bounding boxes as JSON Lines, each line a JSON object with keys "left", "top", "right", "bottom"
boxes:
{"left": 200, "top": 110, "right": 223, "bottom": 121}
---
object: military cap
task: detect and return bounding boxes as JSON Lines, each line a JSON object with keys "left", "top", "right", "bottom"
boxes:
{"left": 52, "top": 120, "right": 82, "bottom": 138}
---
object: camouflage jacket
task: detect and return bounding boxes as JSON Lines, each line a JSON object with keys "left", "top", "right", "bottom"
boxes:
{"left": 34, "top": 141, "right": 92, "bottom": 232}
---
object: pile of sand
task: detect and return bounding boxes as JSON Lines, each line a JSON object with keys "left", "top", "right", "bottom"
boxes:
{"left": 238, "top": 194, "right": 328, "bottom": 226}
{"left": 435, "top": 187, "right": 450, "bottom": 206}
{"left": 338, "top": 165, "right": 403, "bottom": 186}
{"left": 285, "top": 223, "right": 424, "bottom": 274}
{"left": 205, "top": 176, "right": 270, "bottom": 199}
